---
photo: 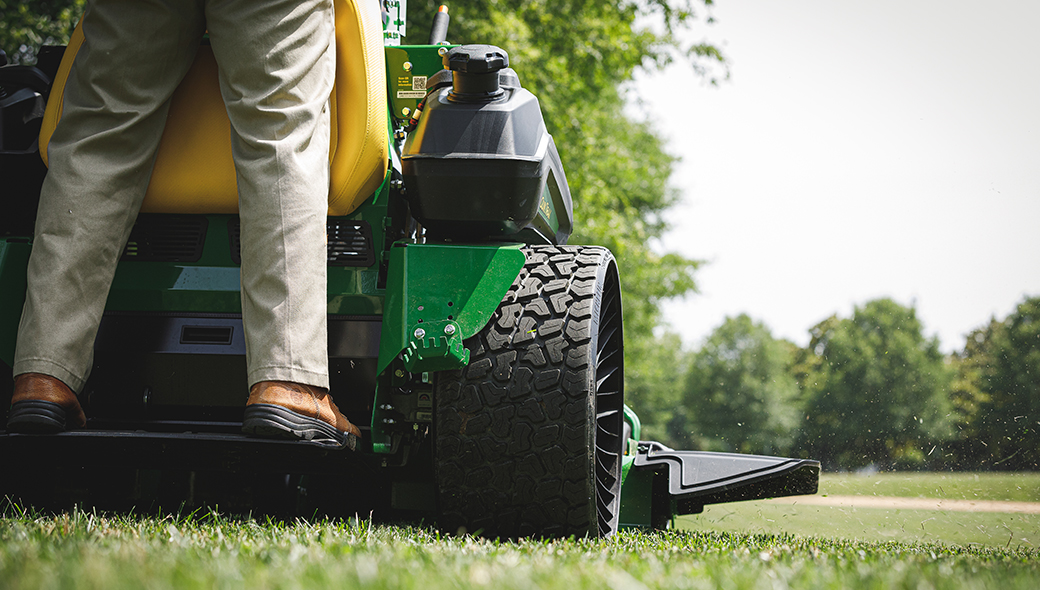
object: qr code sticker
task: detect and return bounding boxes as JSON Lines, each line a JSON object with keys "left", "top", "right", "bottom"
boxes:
{"left": 412, "top": 76, "right": 428, "bottom": 91}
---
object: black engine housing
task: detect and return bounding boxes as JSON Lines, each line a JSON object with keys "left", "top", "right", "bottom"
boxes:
{"left": 401, "top": 45, "right": 573, "bottom": 243}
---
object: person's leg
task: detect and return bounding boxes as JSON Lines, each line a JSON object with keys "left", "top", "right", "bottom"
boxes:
{"left": 9, "top": 0, "right": 205, "bottom": 432}
{"left": 204, "top": 0, "right": 334, "bottom": 391}
{"left": 206, "top": 0, "right": 357, "bottom": 447}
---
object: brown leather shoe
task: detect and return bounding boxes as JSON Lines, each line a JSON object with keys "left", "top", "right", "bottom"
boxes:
{"left": 7, "top": 373, "right": 87, "bottom": 433}
{"left": 241, "top": 381, "right": 360, "bottom": 450}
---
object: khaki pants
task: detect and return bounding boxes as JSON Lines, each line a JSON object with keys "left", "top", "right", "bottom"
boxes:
{"left": 14, "top": 0, "right": 335, "bottom": 393}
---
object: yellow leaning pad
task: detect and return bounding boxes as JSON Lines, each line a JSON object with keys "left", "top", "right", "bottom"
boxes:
{"left": 39, "top": 0, "right": 389, "bottom": 217}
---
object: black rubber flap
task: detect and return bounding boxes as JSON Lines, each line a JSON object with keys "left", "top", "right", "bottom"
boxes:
{"left": 633, "top": 441, "right": 820, "bottom": 508}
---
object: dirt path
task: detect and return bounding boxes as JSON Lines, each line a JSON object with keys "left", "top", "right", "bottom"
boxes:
{"left": 764, "top": 495, "right": 1040, "bottom": 514}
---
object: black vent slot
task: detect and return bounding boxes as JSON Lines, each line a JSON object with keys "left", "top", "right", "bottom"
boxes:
{"left": 327, "top": 219, "right": 375, "bottom": 267}
{"left": 181, "top": 325, "right": 234, "bottom": 345}
{"left": 121, "top": 215, "right": 207, "bottom": 262}
{"left": 228, "top": 218, "right": 374, "bottom": 267}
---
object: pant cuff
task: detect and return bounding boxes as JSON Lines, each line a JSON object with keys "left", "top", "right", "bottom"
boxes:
{"left": 247, "top": 366, "right": 330, "bottom": 391}
{"left": 11, "top": 358, "right": 88, "bottom": 394}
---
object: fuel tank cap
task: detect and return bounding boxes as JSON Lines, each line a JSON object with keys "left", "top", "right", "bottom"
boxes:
{"left": 444, "top": 45, "right": 509, "bottom": 100}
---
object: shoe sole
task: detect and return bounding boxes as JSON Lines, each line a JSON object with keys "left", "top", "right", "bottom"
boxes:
{"left": 242, "top": 404, "right": 357, "bottom": 451}
{"left": 6, "top": 400, "right": 67, "bottom": 433}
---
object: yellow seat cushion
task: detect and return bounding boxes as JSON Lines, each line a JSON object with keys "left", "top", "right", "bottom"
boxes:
{"left": 39, "top": 0, "right": 389, "bottom": 216}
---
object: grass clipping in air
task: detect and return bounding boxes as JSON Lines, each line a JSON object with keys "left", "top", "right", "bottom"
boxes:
{"left": 0, "top": 504, "right": 1037, "bottom": 590}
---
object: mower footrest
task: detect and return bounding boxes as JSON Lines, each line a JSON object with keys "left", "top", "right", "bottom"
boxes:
{"left": 0, "top": 429, "right": 364, "bottom": 475}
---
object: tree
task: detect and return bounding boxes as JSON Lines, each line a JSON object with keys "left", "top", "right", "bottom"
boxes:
{"left": 682, "top": 314, "right": 802, "bottom": 455}
{"left": 0, "top": 0, "right": 85, "bottom": 65}
{"left": 965, "top": 296, "right": 1040, "bottom": 470}
{"left": 943, "top": 321, "right": 996, "bottom": 468}
{"left": 800, "top": 299, "right": 953, "bottom": 470}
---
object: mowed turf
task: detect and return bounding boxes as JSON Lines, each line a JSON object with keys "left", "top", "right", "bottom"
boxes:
{"left": 678, "top": 472, "right": 1040, "bottom": 549}
{"left": 2, "top": 473, "right": 1038, "bottom": 589}
{"left": 818, "top": 472, "right": 1040, "bottom": 503}
{"left": 0, "top": 507, "right": 1038, "bottom": 590}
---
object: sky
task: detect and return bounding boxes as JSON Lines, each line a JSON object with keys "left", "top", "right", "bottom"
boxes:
{"left": 634, "top": 0, "right": 1040, "bottom": 353}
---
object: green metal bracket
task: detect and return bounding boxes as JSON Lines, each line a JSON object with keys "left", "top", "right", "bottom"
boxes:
{"left": 402, "top": 318, "right": 468, "bottom": 373}
{"left": 370, "top": 241, "right": 525, "bottom": 454}
{"left": 618, "top": 460, "right": 655, "bottom": 529}
{"left": 384, "top": 44, "right": 458, "bottom": 121}
{"left": 617, "top": 404, "right": 649, "bottom": 527}
{"left": 376, "top": 242, "right": 525, "bottom": 376}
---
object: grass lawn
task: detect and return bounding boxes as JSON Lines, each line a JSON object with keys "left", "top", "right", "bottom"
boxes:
{"left": 817, "top": 472, "right": 1040, "bottom": 503}
{"left": 678, "top": 472, "right": 1040, "bottom": 550}
{"left": 0, "top": 508, "right": 1037, "bottom": 590}
{"left": 2, "top": 473, "right": 1038, "bottom": 589}
{"left": 678, "top": 502, "right": 1040, "bottom": 550}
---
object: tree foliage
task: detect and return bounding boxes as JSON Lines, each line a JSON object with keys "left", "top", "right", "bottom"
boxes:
{"left": 800, "top": 299, "right": 953, "bottom": 470}
{"left": 681, "top": 314, "right": 802, "bottom": 455}
{"left": 0, "top": 0, "right": 84, "bottom": 65}
{"left": 960, "top": 297, "right": 1040, "bottom": 470}
{"left": 674, "top": 297, "right": 1038, "bottom": 471}
{"left": 623, "top": 332, "right": 689, "bottom": 446}
{"left": 944, "top": 321, "right": 996, "bottom": 467}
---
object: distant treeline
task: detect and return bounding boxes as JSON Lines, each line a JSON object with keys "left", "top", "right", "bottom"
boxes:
{"left": 627, "top": 295, "right": 1040, "bottom": 472}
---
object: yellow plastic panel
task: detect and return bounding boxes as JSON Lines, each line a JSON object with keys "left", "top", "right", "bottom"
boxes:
{"left": 37, "top": 20, "right": 83, "bottom": 166}
{"left": 145, "top": 47, "right": 238, "bottom": 213}
{"left": 327, "top": 0, "right": 390, "bottom": 214}
{"left": 39, "top": 0, "right": 389, "bottom": 216}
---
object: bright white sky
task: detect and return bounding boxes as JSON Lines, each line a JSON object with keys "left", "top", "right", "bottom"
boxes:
{"left": 635, "top": 0, "right": 1040, "bottom": 353}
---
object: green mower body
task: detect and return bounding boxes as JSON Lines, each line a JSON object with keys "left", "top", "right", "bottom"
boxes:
{"left": 0, "top": 5, "right": 818, "bottom": 537}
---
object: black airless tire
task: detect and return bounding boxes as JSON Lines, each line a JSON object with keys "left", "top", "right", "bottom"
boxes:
{"left": 434, "top": 245, "right": 624, "bottom": 538}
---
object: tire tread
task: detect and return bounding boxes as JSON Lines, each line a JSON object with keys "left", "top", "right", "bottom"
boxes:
{"left": 434, "top": 245, "right": 617, "bottom": 538}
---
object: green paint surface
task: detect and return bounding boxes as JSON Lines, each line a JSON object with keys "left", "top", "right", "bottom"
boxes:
{"left": 384, "top": 45, "right": 456, "bottom": 121}
{"left": 376, "top": 242, "right": 524, "bottom": 376}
